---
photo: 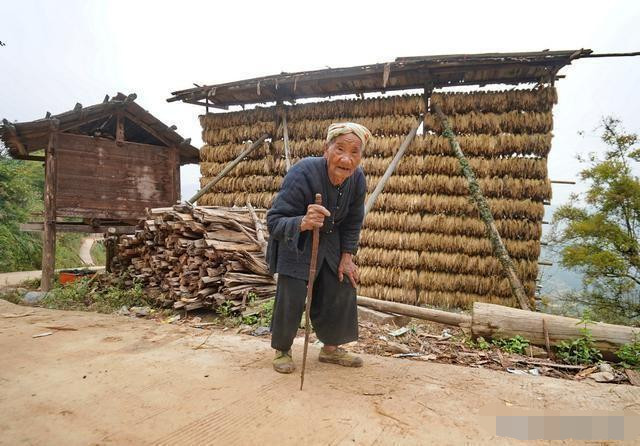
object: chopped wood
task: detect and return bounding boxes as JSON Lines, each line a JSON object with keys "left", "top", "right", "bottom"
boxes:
{"left": 113, "top": 204, "right": 276, "bottom": 312}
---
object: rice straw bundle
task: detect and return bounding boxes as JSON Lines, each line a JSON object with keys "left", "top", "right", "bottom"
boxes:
{"left": 286, "top": 116, "right": 417, "bottom": 140}
{"left": 423, "top": 111, "right": 553, "bottom": 135}
{"left": 356, "top": 248, "right": 537, "bottom": 279}
{"left": 196, "top": 85, "right": 557, "bottom": 309}
{"left": 359, "top": 266, "right": 535, "bottom": 297}
{"left": 202, "top": 121, "right": 276, "bottom": 145}
{"left": 358, "top": 285, "right": 418, "bottom": 304}
{"left": 200, "top": 141, "right": 272, "bottom": 163}
{"left": 416, "top": 133, "right": 552, "bottom": 158}
{"left": 197, "top": 192, "right": 275, "bottom": 209}
{"left": 369, "top": 193, "right": 545, "bottom": 219}
{"left": 361, "top": 155, "right": 548, "bottom": 179}
{"left": 366, "top": 174, "right": 551, "bottom": 200}
{"left": 359, "top": 230, "right": 541, "bottom": 259}
{"left": 363, "top": 212, "right": 542, "bottom": 240}
{"left": 430, "top": 87, "right": 557, "bottom": 115}
{"left": 200, "top": 107, "right": 276, "bottom": 129}
{"left": 417, "top": 290, "right": 515, "bottom": 309}
{"left": 200, "top": 175, "right": 283, "bottom": 194}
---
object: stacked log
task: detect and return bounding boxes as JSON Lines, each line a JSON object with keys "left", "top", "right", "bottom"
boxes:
{"left": 113, "top": 205, "right": 275, "bottom": 311}
{"left": 198, "top": 87, "right": 556, "bottom": 309}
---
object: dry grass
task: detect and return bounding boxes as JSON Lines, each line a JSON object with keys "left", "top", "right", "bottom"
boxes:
{"left": 196, "top": 86, "right": 557, "bottom": 309}
{"left": 363, "top": 212, "right": 542, "bottom": 240}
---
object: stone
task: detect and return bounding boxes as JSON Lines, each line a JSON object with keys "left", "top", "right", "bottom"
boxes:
{"left": 22, "top": 291, "right": 47, "bottom": 304}
{"left": 130, "top": 306, "right": 151, "bottom": 317}
{"left": 589, "top": 371, "right": 615, "bottom": 383}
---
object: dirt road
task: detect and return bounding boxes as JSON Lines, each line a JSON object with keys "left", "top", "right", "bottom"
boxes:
{"left": 79, "top": 235, "right": 101, "bottom": 266}
{"left": 1, "top": 299, "right": 639, "bottom": 445}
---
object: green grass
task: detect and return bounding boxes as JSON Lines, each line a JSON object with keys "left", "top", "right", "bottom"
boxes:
{"left": 55, "top": 233, "right": 85, "bottom": 269}
{"left": 90, "top": 240, "right": 106, "bottom": 266}
{"left": 41, "top": 277, "right": 150, "bottom": 313}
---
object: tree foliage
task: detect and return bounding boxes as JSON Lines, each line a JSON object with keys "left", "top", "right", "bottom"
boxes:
{"left": 550, "top": 117, "right": 640, "bottom": 323}
{"left": 0, "top": 145, "right": 44, "bottom": 272}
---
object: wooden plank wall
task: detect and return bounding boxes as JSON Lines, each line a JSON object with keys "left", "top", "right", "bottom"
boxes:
{"left": 55, "top": 133, "right": 175, "bottom": 219}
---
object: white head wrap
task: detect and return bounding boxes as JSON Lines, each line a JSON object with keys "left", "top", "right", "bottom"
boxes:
{"left": 326, "top": 122, "right": 372, "bottom": 150}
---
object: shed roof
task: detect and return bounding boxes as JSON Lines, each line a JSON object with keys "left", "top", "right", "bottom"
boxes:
{"left": 168, "top": 49, "right": 592, "bottom": 108}
{"left": 1, "top": 93, "right": 199, "bottom": 164}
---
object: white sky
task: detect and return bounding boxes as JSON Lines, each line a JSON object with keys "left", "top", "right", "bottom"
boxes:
{"left": 1, "top": 0, "right": 639, "bottom": 206}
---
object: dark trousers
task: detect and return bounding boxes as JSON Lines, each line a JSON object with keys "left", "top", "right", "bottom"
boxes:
{"left": 270, "top": 261, "right": 358, "bottom": 351}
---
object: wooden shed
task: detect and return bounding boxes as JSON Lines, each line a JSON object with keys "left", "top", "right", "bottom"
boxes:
{"left": 0, "top": 93, "right": 199, "bottom": 290}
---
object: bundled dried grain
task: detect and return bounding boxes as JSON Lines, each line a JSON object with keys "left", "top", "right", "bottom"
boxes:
{"left": 359, "top": 229, "right": 540, "bottom": 259}
{"left": 430, "top": 87, "right": 557, "bottom": 114}
{"left": 417, "top": 133, "right": 552, "bottom": 158}
{"left": 417, "top": 290, "right": 515, "bottom": 309}
{"left": 356, "top": 248, "right": 538, "bottom": 279}
{"left": 370, "top": 193, "right": 544, "bottom": 219}
{"left": 358, "top": 285, "right": 418, "bottom": 304}
{"left": 197, "top": 192, "right": 275, "bottom": 209}
{"left": 202, "top": 121, "right": 276, "bottom": 145}
{"left": 361, "top": 155, "right": 548, "bottom": 179}
{"left": 366, "top": 174, "right": 551, "bottom": 201}
{"left": 363, "top": 212, "right": 542, "bottom": 240}
{"left": 200, "top": 141, "right": 272, "bottom": 163}
{"left": 423, "top": 111, "right": 553, "bottom": 135}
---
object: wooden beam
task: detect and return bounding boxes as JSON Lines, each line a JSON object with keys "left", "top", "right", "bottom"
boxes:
{"left": 171, "top": 145, "right": 180, "bottom": 203}
{"left": 115, "top": 112, "right": 125, "bottom": 145}
{"left": 122, "top": 110, "right": 174, "bottom": 147}
{"left": 1, "top": 119, "right": 27, "bottom": 156}
{"left": 41, "top": 120, "right": 59, "bottom": 292}
{"left": 12, "top": 155, "right": 45, "bottom": 162}
{"left": 281, "top": 110, "right": 292, "bottom": 172}
{"left": 357, "top": 295, "right": 471, "bottom": 327}
{"left": 20, "top": 222, "right": 136, "bottom": 234}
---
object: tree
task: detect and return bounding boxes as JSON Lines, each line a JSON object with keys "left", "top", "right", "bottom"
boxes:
{"left": 0, "top": 144, "right": 44, "bottom": 272}
{"left": 550, "top": 117, "right": 640, "bottom": 324}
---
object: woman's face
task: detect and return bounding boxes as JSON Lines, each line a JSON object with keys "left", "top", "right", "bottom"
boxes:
{"left": 324, "top": 133, "right": 363, "bottom": 186}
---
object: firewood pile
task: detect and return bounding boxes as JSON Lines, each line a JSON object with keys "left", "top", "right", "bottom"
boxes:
{"left": 112, "top": 204, "right": 275, "bottom": 311}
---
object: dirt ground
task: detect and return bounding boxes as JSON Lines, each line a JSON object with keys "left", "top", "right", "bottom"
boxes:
{"left": 2, "top": 299, "right": 640, "bottom": 445}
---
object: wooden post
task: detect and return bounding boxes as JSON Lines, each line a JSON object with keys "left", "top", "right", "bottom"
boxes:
{"left": 246, "top": 200, "right": 267, "bottom": 259}
{"left": 115, "top": 112, "right": 125, "bottom": 145}
{"left": 171, "top": 146, "right": 181, "bottom": 203}
{"left": 188, "top": 133, "right": 269, "bottom": 204}
{"left": 364, "top": 116, "right": 422, "bottom": 216}
{"left": 432, "top": 104, "right": 531, "bottom": 311}
{"left": 281, "top": 110, "right": 292, "bottom": 172}
{"left": 42, "top": 119, "right": 60, "bottom": 292}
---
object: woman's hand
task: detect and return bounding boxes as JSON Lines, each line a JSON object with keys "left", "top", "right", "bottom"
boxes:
{"left": 338, "top": 253, "right": 359, "bottom": 288}
{"left": 300, "top": 204, "right": 330, "bottom": 232}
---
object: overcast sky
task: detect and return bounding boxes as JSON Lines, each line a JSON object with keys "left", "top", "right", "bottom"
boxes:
{"left": 1, "top": 0, "right": 639, "bottom": 205}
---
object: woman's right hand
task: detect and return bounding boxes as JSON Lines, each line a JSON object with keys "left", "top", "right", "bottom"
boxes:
{"left": 300, "top": 204, "right": 330, "bottom": 231}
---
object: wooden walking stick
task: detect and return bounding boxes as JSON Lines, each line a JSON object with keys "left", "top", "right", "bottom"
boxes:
{"left": 300, "top": 193, "right": 322, "bottom": 391}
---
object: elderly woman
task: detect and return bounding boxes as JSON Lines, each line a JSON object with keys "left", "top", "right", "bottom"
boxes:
{"left": 266, "top": 122, "right": 371, "bottom": 374}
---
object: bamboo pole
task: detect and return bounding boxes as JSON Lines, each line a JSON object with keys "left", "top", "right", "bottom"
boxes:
{"left": 364, "top": 116, "right": 422, "bottom": 216}
{"left": 281, "top": 111, "right": 292, "bottom": 172}
{"left": 432, "top": 104, "right": 531, "bottom": 311}
{"left": 246, "top": 200, "right": 267, "bottom": 258}
{"left": 188, "top": 133, "right": 269, "bottom": 204}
